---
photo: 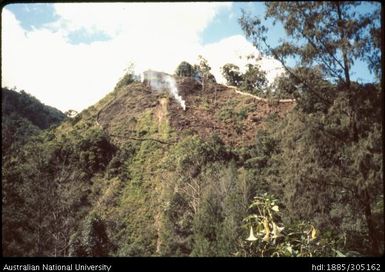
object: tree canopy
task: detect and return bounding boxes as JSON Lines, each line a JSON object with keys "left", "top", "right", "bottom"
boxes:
{"left": 221, "top": 63, "right": 243, "bottom": 87}
{"left": 239, "top": 1, "right": 383, "bottom": 255}
{"left": 175, "top": 61, "right": 194, "bottom": 77}
{"left": 239, "top": 2, "right": 381, "bottom": 87}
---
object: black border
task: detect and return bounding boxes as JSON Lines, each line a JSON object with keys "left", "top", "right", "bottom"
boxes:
{"left": 1, "top": 1, "right": 384, "bottom": 271}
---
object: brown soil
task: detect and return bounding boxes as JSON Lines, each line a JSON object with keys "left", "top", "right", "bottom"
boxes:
{"left": 97, "top": 78, "right": 295, "bottom": 147}
{"left": 169, "top": 78, "right": 295, "bottom": 146}
{"left": 97, "top": 83, "right": 160, "bottom": 138}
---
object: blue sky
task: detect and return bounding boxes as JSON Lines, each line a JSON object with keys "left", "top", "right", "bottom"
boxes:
{"left": 2, "top": 2, "right": 380, "bottom": 111}
{"left": 6, "top": 3, "right": 262, "bottom": 45}
{"left": 6, "top": 3, "right": 111, "bottom": 44}
{"left": 6, "top": 3, "right": 249, "bottom": 44}
{"left": 201, "top": 2, "right": 280, "bottom": 45}
{"left": 6, "top": 4, "right": 58, "bottom": 31}
{"left": 202, "top": 1, "right": 380, "bottom": 83}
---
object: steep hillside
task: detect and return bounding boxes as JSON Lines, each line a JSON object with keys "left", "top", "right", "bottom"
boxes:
{"left": 95, "top": 77, "right": 294, "bottom": 147}
{"left": 1, "top": 87, "right": 66, "bottom": 153}
{"left": 169, "top": 78, "right": 294, "bottom": 146}
{"left": 2, "top": 77, "right": 294, "bottom": 256}
{"left": 2, "top": 76, "right": 382, "bottom": 257}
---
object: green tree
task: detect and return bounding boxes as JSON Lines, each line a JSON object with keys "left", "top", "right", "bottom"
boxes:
{"left": 198, "top": 55, "right": 212, "bottom": 92}
{"left": 216, "top": 162, "right": 248, "bottom": 256}
{"left": 263, "top": 84, "right": 383, "bottom": 255}
{"left": 221, "top": 63, "right": 243, "bottom": 87}
{"left": 1, "top": 87, "right": 65, "bottom": 155}
{"left": 82, "top": 214, "right": 113, "bottom": 256}
{"left": 239, "top": 5, "right": 383, "bottom": 255}
{"left": 240, "top": 193, "right": 343, "bottom": 257}
{"left": 175, "top": 61, "right": 194, "bottom": 77}
{"left": 239, "top": 2, "right": 381, "bottom": 87}
{"left": 272, "top": 67, "right": 334, "bottom": 112}
{"left": 191, "top": 184, "right": 222, "bottom": 256}
{"left": 240, "top": 62, "right": 268, "bottom": 95}
{"left": 69, "top": 213, "right": 114, "bottom": 256}
{"left": 115, "top": 63, "right": 138, "bottom": 89}
{"left": 2, "top": 137, "right": 58, "bottom": 256}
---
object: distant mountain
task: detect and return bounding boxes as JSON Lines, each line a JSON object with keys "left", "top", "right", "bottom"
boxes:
{"left": 1, "top": 87, "right": 66, "bottom": 153}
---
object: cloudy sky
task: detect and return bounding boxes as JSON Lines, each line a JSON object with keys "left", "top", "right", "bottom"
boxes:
{"left": 1, "top": 2, "right": 378, "bottom": 112}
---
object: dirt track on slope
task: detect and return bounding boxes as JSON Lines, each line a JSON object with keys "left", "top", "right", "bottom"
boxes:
{"left": 168, "top": 78, "right": 295, "bottom": 146}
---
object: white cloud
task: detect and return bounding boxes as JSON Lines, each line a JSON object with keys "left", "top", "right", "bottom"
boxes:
{"left": 50, "top": 3, "right": 231, "bottom": 40}
{"left": 2, "top": 3, "right": 283, "bottom": 112}
{"left": 2, "top": 8, "right": 129, "bottom": 111}
{"left": 197, "top": 35, "right": 284, "bottom": 84}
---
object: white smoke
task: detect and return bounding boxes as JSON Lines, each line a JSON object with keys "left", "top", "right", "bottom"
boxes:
{"left": 143, "top": 70, "right": 186, "bottom": 110}
{"left": 164, "top": 75, "right": 186, "bottom": 111}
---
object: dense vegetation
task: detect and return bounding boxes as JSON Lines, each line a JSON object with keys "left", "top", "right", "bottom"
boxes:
{"left": 2, "top": 2, "right": 383, "bottom": 257}
{"left": 221, "top": 57, "right": 269, "bottom": 97}
{"left": 2, "top": 87, "right": 66, "bottom": 154}
{"left": 175, "top": 57, "right": 217, "bottom": 87}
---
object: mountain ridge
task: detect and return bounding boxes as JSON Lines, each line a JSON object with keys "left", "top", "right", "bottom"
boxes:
{"left": 90, "top": 77, "right": 295, "bottom": 147}
{"left": 2, "top": 74, "right": 381, "bottom": 257}
{"left": 1, "top": 87, "right": 66, "bottom": 154}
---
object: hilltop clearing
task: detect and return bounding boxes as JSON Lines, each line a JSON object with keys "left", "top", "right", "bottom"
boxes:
{"left": 96, "top": 77, "right": 295, "bottom": 147}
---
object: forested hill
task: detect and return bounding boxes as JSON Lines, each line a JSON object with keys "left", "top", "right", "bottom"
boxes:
{"left": 2, "top": 72, "right": 382, "bottom": 257}
{"left": 2, "top": 87, "right": 66, "bottom": 153}
{"left": 2, "top": 2, "right": 383, "bottom": 257}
